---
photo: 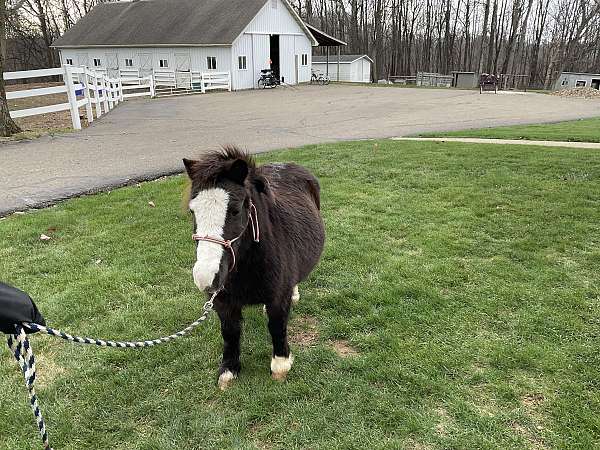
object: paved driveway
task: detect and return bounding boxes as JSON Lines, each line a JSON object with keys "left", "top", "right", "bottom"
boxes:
{"left": 1, "top": 84, "right": 599, "bottom": 215}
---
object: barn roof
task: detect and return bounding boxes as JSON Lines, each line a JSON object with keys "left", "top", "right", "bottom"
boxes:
{"left": 52, "top": 0, "right": 306, "bottom": 48}
{"left": 313, "top": 54, "right": 373, "bottom": 64}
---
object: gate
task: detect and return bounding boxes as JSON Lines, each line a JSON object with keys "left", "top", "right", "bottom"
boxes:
{"left": 175, "top": 53, "right": 191, "bottom": 89}
{"left": 139, "top": 53, "right": 153, "bottom": 77}
{"left": 105, "top": 53, "right": 119, "bottom": 78}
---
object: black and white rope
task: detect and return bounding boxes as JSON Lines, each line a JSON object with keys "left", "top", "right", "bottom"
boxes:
{"left": 7, "top": 292, "right": 217, "bottom": 449}
{"left": 8, "top": 326, "right": 52, "bottom": 450}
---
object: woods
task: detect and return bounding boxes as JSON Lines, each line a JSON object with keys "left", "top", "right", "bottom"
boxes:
{"left": 1, "top": 0, "right": 600, "bottom": 136}
{"left": 299, "top": 0, "right": 600, "bottom": 86}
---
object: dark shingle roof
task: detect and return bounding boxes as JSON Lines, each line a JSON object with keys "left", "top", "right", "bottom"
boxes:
{"left": 52, "top": 0, "right": 269, "bottom": 47}
{"left": 313, "top": 54, "right": 372, "bottom": 64}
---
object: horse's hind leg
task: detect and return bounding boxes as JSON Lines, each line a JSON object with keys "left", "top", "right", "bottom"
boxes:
{"left": 215, "top": 303, "right": 242, "bottom": 390}
{"left": 266, "top": 300, "right": 293, "bottom": 381}
{"left": 291, "top": 285, "right": 300, "bottom": 305}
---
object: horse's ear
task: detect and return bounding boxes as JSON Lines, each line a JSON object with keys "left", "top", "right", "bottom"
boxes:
{"left": 182, "top": 158, "right": 198, "bottom": 178}
{"left": 225, "top": 159, "right": 248, "bottom": 185}
{"left": 252, "top": 174, "right": 271, "bottom": 196}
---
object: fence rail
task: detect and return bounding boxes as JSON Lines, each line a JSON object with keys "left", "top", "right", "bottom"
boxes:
{"left": 5, "top": 66, "right": 232, "bottom": 130}
{"left": 5, "top": 65, "right": 155, "bottom": 130}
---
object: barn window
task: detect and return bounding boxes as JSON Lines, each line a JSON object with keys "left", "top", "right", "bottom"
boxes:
{"left": 159, "top": 59, "right": 169, "bottom": 68}
{"left": 65, "top": 58, "right": 73, "bottom": 65}
{"left": 207, "top": 56, "right": 217, "bottom": 70}
{"left": 561, "top": 79, "right": 568, "bottom": 86}
{"left": 125, "top": 58, "right": 133, "bottom": 67}
{"left": 238, "top": 56, "right": 247, "bottom": 70}
{"left": 93, "top": 58, "right": 101, "bottom": 67}
{"left": 301, "top": 54, "right": 308, "bottom": 66}
{"left": 576, "top": 80, "right": 586, "bottom": 87}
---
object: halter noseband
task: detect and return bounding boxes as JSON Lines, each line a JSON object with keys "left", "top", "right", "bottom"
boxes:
{"left": 192, "top": 200, "right": 260, "bottom": 272}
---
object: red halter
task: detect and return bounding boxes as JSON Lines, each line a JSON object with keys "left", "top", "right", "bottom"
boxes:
{"left": 192, "top": 200, "right": 260, "bottom": 272}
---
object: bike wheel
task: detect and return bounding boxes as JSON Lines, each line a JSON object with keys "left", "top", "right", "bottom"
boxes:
{"left": 258, "top": 79, "right": 264, "bottom": 89}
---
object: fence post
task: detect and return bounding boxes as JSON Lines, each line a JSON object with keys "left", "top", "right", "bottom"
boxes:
{"left": 227, "top": 71, "right": 231, "bottom": 92}
{"left": 82, "top": 69, "right": 94, "bottom": 124}
{"left": 107, "top": 78, "right": 114, "bottom": 110}
{"left": 102, "top": 76, "right": 110, "bottom": 112}
{"left": 149, "top": 75, "right": 155, "bottom": 98}
{"left": 201, "top": 73, "right": 206, "bottom": 94}
{"left": 119, "top": 78, "right": 124, "bottom": 101}
{"left": 93, "top": 73, "right": 102, "bottom": 118}
{"left": 63, "top": 65, "right": 82, "bottom": 130}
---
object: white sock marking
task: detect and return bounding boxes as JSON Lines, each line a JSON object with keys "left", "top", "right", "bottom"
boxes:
{"left": 189, "top": 188, "right": 229, "bottom": 291}
{"left": 271, "top": 354, "right": 294, "bottom": 377}
{"left": 218, "top": 370, "right": 236, "bottom": 390}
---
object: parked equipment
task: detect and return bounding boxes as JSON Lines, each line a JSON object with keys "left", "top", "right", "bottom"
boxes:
{"left": 258, "top": 69, "right": 280, "bottom": 89}
{"left": 479, "top": 73, "right": 498, "bottom": 93}
{"left": 310, "top": 70, "right": 330, "bottom": 85}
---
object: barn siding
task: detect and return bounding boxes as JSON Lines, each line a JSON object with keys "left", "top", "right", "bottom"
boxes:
{"left": 59, "top": 0, "right": 315, "bottom": 90}
{"left": 245, "top": 0, "right": 305, "bottom": 35}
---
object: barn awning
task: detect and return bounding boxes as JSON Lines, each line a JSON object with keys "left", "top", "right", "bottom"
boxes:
{"left": 305, "top": 23, "right": 346, "bottom": 47}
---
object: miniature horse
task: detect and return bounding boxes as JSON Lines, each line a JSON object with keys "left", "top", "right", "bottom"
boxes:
{"left": 183, "top": 147, "right": 325, "bottom": 389}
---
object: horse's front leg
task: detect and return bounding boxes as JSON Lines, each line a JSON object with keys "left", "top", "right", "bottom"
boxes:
{"left": 215, "top": 302, "right": 242, "bottom": 390}
{"left": 266, "top": 299, "right": 293, "bottom": 381}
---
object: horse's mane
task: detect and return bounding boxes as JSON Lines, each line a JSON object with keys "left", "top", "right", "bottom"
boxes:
{"left": 182, "top": 146, "right": 256, "bottom": 208}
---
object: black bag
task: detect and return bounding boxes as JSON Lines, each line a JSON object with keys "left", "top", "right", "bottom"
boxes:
{"left": 0, "top": 282, "right": 46, "bottom": 334}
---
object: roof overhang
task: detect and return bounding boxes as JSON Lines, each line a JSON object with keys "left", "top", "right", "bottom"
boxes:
{"left": 52, "top": 43, "right": 232, "bottom": 49}
{"left": 304, "top": 23, "right": 347, "bottom": 46}
{"left": 281, "top": 0, "right": 319, "bottom": 46}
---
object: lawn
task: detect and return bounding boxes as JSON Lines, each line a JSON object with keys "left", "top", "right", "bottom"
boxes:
{"left": 420, "top": 116, "right": 600, "bottom": 143}
{"left": 1, "top": 140, "right": 599, "bottom": 449}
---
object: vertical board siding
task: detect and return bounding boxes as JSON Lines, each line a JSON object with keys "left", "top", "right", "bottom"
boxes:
{"left": 295, "top": 35, "right": 312, "bottom": 83}
{"left": 245, "top": 0, "right": 305, "bottom": 35}
{"left": 252, "top": 34, "right": 270, "bottom": 88}
{"left": 231, "top": 34, "right": 255, "bottom": 90}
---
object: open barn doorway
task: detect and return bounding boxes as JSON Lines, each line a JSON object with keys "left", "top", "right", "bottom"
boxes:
{"left": 270, "top": 34, "right": 280, "bottom": 81}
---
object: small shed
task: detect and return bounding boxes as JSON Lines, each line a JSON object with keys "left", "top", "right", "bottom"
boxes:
{"left": 554, "top": 72, "right": 600, "bottom": 90}
{"left": 451, "top": 71, "right": 478, "bottom": 89}
{"left": 312, "top": 54, "right": 372, "bottom": 83}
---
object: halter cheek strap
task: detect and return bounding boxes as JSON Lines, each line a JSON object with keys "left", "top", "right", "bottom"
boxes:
{"left": 192, "top": 199, "right": 260, "bottom": 272}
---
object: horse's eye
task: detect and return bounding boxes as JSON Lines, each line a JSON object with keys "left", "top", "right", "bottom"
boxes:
{"left": 231, "top": 208, "right": 241, "bottom": 216}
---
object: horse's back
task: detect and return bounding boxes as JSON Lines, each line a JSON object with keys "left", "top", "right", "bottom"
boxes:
{"left": 260, "top": 162, "right": 324, "bottom": 282}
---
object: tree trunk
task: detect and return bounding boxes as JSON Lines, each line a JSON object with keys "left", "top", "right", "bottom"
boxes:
{"left": 477, "top": 0, "right": 491, "bottom": 73}
{"left": 1, "top": 0, "right": 22, "bottom": 137}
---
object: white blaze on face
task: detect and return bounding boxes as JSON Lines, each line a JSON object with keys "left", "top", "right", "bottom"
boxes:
{"left": 189, "top": 188, "right": 229, "bottom": 291}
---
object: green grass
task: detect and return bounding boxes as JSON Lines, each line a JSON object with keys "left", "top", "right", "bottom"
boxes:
{"left": 421, "top": 117, "right": 600, "bottom": 143}
{"left": 1, "top": 140, "right": 600, "bottom": 449}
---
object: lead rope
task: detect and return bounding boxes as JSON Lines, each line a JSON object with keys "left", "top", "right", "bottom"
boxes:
{"left": 8, "top": 291, "right": 218, "bottom": 449}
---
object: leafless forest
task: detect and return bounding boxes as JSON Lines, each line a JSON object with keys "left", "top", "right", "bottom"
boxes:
{"left": 3, "top": 0, "right": 600, "bottom": 88}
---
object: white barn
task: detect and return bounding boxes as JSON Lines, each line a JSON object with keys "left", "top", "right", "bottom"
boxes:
{"left": 52, "top": 0, "right": 319, "bottom": 91}
{"left": 312, "top": 54, "right": 372, "bottom": 83}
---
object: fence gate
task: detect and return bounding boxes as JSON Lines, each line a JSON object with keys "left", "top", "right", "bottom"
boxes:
{"left": 139, "top": 53, "right": 153, "bottom": 77}
{"left": 175, "top": 53, "right": 191, "bottom": 89}
{"left": 105, "top": 53, "right": 119, "bottom": 79}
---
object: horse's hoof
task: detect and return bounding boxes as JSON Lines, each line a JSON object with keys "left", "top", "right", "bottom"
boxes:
{"left": 291, "top": 285, "right": 300, "bottom": 305}
{"left": 218, "top": 370, "right": 237, "bottom": 390}
{"left": 271, "top": 354, "right": 293, "bottom": 382}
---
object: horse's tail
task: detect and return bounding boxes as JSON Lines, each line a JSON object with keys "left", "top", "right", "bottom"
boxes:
{"left": 306, "top": 177, "right": 321, "bottom": 211}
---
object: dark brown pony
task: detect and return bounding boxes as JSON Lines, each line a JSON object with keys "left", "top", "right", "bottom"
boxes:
{"left": 183, "top": 147, "right": 324, "bottom": 389}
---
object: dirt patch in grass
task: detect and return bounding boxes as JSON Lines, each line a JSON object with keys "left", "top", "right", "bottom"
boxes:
{"left": 289, "top": 315, "right": 319, "bottom": 348}
{"left": 510, "top": 422, "right": 547, "bottom": 449}
{"left": 331, "top": 339, "right": 359, "bottom": 358}
{"left": 434, "top": 407, "right": 453, "bottom": 436}
{"left": 522, "top": 393, "right": 545, "bottom": 409}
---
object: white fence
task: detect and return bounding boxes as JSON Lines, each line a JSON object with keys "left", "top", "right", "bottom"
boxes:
{"left": 5, "top": 65, "right": 154, "bottom": 130}
{"left": 152, "top": 70, "right": 231, "bottom": 93}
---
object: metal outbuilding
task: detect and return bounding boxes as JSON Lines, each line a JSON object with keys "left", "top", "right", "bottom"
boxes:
{"left": 554, "top": 72, "right": 600, "bottom": 90}
{"left": 312, "top": 54, "right": 372, "bottom": 83}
